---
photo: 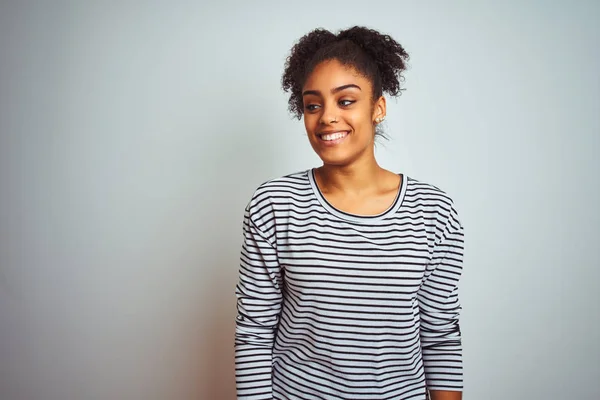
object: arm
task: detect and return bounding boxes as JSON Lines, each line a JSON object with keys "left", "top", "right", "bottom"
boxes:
{"left": 418, "top": 205, "right": 464, "bottom": 398}
{"left": 234, "top": 208, "right": 283, "bottom": 400}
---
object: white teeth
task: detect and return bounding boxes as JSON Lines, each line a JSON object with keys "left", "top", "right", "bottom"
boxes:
{"left": 321, "top": 132, "right": 347, "bottom": 141}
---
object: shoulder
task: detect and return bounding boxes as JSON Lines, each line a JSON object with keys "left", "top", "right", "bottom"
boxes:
{"left": 252, "top": 170, "right": 311, "bottom": 198}
{"left": 404, "top": 175, "right": 463, "bottom": 232}
{"left": 405, "top": 176, "right": 455, "bottom": 208}
{"left": 245, "top": 169, "right": 311, "bottom": 220}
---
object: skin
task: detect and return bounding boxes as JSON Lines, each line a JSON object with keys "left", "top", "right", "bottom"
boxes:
{"left": 429, "top": 391, "right": 463, "bottom": 400}
{"left": 302, "top": 59, "right": 400, "bottom": 214}
{"left": 302, "top": 59, "right": 462, "bottom": 400}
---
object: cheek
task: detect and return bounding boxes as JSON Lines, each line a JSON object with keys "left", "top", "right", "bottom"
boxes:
{"left": 303, "top": 113, "right": 319, "bottom": 131}
{"left": 346, "top": 110, "right": 372, "bottom": 131}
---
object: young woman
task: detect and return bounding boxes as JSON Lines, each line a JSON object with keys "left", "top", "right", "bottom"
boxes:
{"left": 234, "top": 26, "right": 464, "bottom": 400}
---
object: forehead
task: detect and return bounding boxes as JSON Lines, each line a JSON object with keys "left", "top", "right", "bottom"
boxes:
{"left": 303, "top": 59, "right": 372, "bottom": 92}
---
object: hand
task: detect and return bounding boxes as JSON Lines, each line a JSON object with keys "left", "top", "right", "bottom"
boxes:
{"left": 429, "top": 390, "right": 462, "bottom": 400}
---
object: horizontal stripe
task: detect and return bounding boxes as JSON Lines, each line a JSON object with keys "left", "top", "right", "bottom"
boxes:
{"left": 235, "top": 169, "right": 464, "bottom": 399}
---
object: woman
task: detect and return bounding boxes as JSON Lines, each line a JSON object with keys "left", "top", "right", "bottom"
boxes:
{"left": 234, "top": 26, "right": 464, "bottom": 400}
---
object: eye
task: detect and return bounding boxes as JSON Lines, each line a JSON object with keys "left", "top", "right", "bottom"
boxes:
{"left": 305, "top": 104, "right": 321, "bottom": 112}
{"left": 339, "top": 99, "right": 355, "bottom": 107}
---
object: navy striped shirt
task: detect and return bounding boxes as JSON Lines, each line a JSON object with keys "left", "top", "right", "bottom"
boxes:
{"left": 235, "top": 169, "right": 464, "bottom": 399}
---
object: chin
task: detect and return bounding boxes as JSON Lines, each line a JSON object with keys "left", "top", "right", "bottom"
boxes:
{"left": 309, "top": 134, "right": 373, "bottom": 166}
{"left": 316, "top": 152, "right": 358, "bottom": 167}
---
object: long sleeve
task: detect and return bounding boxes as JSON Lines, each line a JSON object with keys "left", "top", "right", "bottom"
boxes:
{"left": 234, "top": 207, "right": 283, "bottom": 399}
{"left": 418, "top": 204, "right": 464, "bottom": 391}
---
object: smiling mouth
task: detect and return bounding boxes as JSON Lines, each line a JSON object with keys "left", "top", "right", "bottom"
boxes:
{"left": 318, "top": 131, "right": 350, "bottom": 142}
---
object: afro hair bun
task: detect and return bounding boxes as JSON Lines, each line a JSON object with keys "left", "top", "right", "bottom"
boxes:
{"left": 282, "top": 26, "right": 409, "bottom": 119}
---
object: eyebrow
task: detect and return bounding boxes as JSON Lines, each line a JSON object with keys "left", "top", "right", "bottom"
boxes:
{"left": 302, "top": 84, "right": 362, "bottom": 97}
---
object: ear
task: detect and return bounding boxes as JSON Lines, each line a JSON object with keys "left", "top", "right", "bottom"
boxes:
{"left": 372, "top": 96, "right": 387, "bottom": 124}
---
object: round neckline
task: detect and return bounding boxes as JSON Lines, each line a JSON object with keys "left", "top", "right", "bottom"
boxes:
{"left": 307, "top": 168, "right": 407, "bottom": 224}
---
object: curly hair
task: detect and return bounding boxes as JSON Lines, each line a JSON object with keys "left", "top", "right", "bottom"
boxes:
{"left": 282, "top": 26, "right": 410, "bottom": 120}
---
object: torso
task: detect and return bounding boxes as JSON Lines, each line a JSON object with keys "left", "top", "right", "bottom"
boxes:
{"left": 238, "top": 169, "right": 462, "bottom": 399}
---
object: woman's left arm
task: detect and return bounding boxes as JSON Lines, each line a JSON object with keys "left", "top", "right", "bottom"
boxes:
{"left": 418, "top": 200, "right": 464, "bottom": 397}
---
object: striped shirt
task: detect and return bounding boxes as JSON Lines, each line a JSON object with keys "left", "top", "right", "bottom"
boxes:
{"left": 235, "top": 169, "right": 464, "bottom": 400}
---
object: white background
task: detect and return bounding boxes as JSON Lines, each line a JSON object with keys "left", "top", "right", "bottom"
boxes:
{"left": 0, "top": 1, "right": 598, "bottom": 399}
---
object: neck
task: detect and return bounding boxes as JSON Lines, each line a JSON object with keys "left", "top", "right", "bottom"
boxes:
{"left": 317, "top": 157, "right": 383, "bottom": 195}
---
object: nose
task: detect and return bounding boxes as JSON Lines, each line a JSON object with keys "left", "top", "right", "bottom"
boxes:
{"left": 319, "top": 107, "right": 338, "bottom": 124}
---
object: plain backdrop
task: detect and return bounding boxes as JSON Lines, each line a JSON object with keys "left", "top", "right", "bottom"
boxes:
{"left": 0, "top": 1, "right": 598, "bottom": 399}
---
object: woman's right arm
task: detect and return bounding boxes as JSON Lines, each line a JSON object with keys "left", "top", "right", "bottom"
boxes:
{"left": 234, "top": 206, "right": 283, "bottom": 400}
